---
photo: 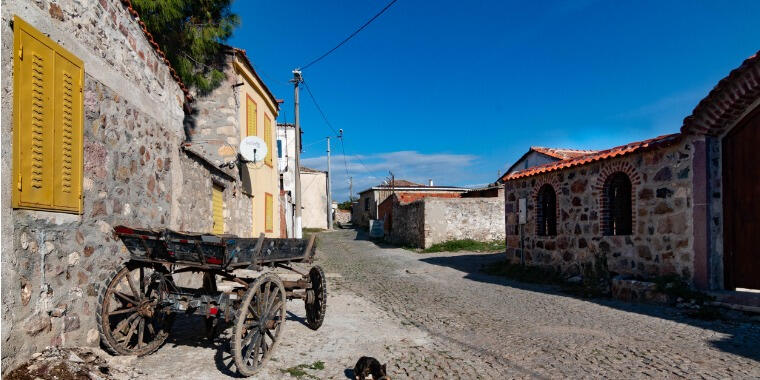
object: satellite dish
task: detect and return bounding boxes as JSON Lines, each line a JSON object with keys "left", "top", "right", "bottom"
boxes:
{"left": 239, "top": 136, "right": 268, "bottom": 162}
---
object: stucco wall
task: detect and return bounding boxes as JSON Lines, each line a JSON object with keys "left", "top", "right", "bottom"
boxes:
{"left": 300, "top": 171, "right": 327, "bottom": 229}
{"left": 503, "top": 136, "right": 696, "bottom": 281}
{"left": 2, "top": 0, "right": 185, "bottom": 370}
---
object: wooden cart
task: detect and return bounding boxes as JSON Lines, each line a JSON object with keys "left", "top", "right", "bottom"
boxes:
{"left": 97, "top": 226, "right": 327, "bottom": 376}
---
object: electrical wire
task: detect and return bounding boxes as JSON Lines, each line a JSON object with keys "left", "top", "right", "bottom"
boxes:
{"left": 300, "top": 0, "right": 399, "bottom": 70}
{"left": 302, "top": 79, "right": 339, "bottom": 136}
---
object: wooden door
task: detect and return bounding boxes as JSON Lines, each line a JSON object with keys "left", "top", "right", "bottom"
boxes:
{"left": 723, "top": 108, "right": 760, "bottom": 290}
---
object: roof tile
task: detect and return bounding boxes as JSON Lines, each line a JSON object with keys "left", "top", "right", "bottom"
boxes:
{"left": 501, "top": 133, "right": 682, "bottom": 182}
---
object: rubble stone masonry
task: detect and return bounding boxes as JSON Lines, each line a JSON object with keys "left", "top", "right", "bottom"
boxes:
{"left": 504, "top": 136, "right": 697, "bottom": 281}
{"left": 0, "top": 0, "right": 249, "bottom": 370}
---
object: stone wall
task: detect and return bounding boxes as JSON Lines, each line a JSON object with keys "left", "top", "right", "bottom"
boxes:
{"left": 1, "top": 0, "right": 188, "bottom": 371}
{"left": 389, "top": 197, "right": 505, "bottom": 249}
{"left": 389, "top": 200, "right": 425, "bottom": 247}
{"left": 503, "top": 136, "right": 696, "bottom": 281}
{"left": 424, "top": 197, "right": 505, "bottom": 248}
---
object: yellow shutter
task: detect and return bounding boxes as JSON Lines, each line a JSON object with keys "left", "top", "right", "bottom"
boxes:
{"left": 265, "top": 193, "right": 273, "bottom": 232}
{"left": 212, "top": 185, "right": 224, "bottom": 234}
{"left": 264, "top": 117, "right": 272, "bottom": 166}
{"left": 246, "top": 96, "right": 257, "bottom": 136}
{"left": 13, "top": 16, "right": 83, "bottom": 213}
{"left": 53, "top": 51, "right": 84, "bottom": 211}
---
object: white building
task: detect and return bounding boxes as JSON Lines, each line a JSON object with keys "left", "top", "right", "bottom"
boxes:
{"left": 277, "top": 123, "right": 297, "bottom": 236}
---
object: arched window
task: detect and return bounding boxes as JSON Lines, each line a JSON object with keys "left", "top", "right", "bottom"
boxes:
{"left": 536, "top": 184, "right": 557, "bottom": 236}
{"left": 603, "top": 172, "right": 632, "bottom": 235}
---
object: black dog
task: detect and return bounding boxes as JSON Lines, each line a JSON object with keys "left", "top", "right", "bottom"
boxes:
{"left": 353, "top": 356, "right": 390, "bottom": 380}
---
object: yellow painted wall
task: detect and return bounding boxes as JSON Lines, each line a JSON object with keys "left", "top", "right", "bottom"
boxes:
{"left": 234, "top": 57, "right": 281, "bottom": 237}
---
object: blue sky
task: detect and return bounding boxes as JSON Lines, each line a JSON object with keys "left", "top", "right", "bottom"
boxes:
{"left": 228, "top": 0, "right": 760, "bottom": 201}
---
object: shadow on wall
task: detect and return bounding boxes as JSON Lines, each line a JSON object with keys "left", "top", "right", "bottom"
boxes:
{"left": 418, "top": 253, "right": 760, "bottom": 362}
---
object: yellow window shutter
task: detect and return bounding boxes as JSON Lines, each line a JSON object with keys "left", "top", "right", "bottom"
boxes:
{"left": 265, "top": 193, "right": 273, "bottom": 232}
{"left": 246, "top": 95, "right": 257, "bottom": 136}
{"left": 52, "top": 51, "right": 84, "bottom": 212}
{"left": 264, "top": 117, "right": 272, "bottom": 166}
{"left": 14, "top": 17, "right": 56, "bottom": 209}
{"left": 212, "top": 185, "right": 224, "bottom": 234}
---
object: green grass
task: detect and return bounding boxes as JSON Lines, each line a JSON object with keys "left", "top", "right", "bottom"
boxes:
{"left": 422, "top": 239, "right": 505, "bottom": 253}
{"left": 280, "top": 361, "right": 325, "bottom": 379}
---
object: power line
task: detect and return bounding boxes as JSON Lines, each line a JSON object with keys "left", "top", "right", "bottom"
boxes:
{"left": 300, "top": 0, "right": 399, "bottom": 70}
{"left": 301, "top": 78, "right": 375, "bottom": 179}
{"left": 302, "top": 79, "right": 339, "bottom": 136}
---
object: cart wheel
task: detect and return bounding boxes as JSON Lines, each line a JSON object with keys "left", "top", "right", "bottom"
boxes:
{"left": 96, "top": 261, "right": 175, "bottom": 356}
{"left": 305, "top": 265, "right": 327, "bottom": 330}
{"left": 232, "top": 273, "right": 286, "bottom": 377}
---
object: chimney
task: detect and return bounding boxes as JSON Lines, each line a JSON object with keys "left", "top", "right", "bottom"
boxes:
{"left": 428, "top": 179, "right": 434, "bottom": 186}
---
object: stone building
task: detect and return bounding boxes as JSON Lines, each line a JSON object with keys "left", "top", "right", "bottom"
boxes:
{"left": 500, "top": 52, "right": 760, "bottom": 292}
{"left": 386, "top": 195, "right": 505, "bottom": 249}
{"left": 186, "top": 46, "right": 281, "bottom": 238}
{"left": 0, "top": 0, "right": 280, "bottom": 371}
{"left": 351, "top": 180, "right": 469, "bottom": 227}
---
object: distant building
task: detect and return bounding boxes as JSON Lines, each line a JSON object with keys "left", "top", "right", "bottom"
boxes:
{"left": 277, "top": 123, "right": 297, "bottom": 236}
{"left": 352, "top": 180, "right": 469, "bottom": 227}
{"left": 300, "top": 167, "right": 329, "bottom": 229}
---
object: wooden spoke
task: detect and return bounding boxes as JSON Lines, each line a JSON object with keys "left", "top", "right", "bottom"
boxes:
{"left": 233, "top": 273, "right": 285, "bottom": 376}
{"left": 107, "top": 307, "right": 137, "bottom": 317}
{"left": 125, "top": 272, "right": 140, "bottom": 301}
{"left": 98, "top": 263, "right": 174, "bottom": 356}
{"left": 113, "top": 291, "right": 138, "bottom": 305}
{"left": 121, "top": 316, "right": 140, "bottom": 344}
{"left": 137, "top": 318, "right": 145, "bottom": 348}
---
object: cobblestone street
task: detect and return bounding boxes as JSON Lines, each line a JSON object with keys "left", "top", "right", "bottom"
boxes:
{"left": 102, "top": 228, "right": 760, "bottom": 379}
{"left": 315, "top": 229, "right": 760, "bottom": 379}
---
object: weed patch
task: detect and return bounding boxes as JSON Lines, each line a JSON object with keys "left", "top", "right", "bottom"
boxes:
{"left": 280, "top": 361, "right": 325, "bottom": 379}
{"left": 423, "top": 239, "right": 505, "bottom": 253}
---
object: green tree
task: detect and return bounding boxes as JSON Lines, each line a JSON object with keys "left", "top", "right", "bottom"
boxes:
{"left": 131, "top": 0, "right": 239, "bottom": 95}
{"left": 337, "top": 200, "right": 353, "bottom": 210}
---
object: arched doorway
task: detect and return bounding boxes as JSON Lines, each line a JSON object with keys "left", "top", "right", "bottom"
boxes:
{"left": 723, "top": 108, "right": 760, "bottom": 290}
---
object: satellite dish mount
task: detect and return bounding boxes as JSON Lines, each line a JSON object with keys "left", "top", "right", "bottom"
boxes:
{"left": 239, "top": 136, "right": 268, "bottom": 166}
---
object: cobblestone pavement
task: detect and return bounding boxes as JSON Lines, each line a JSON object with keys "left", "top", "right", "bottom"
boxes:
{"left": 315, "top": 229, "right": 760, "bottom": 379}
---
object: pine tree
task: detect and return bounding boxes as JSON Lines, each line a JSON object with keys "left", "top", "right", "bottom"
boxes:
{"left": 131, "top": 0, "right": 239, "bottom": 95}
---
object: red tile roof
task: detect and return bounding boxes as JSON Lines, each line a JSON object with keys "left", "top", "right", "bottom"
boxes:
{"left": 531, "top": 146, "right": 599, "bottom": 160}
{"left": 379, "top": 179, "right": 424, "bottom": 187}
{"left": 682, "top": 51, "right": 760, "bottom": 136}
{"left": 120, "top": 0, "right": 192, "bottom": 104}
{"left": 500, "top": 133, "right": 682, "bottom": 182}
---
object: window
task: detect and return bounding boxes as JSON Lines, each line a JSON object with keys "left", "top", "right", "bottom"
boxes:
{"left": 603, "top": 172, "right": 632, "bottom": 235}
{"left": 277, "top": 140, "right": 283, "bottom": 158}
{"left": 364, "top": 198, "right": 370, "bottom": 211}
{"left": 13, "top": 16, "right": 84, "bottom": 213}
{"left": 265, "top": 192, "right": 273, "bottom": 232}
{"left": 212, "top": 185, "right": 224, "bottom": 234}
{"left": 264, "top": 117, "right": 273, "bottom": 166}
{"left": 246, "top": 95, "right": 257, "bottom": 136}
{"left": 536, "top": 184, "right": 557, "bottom": 236}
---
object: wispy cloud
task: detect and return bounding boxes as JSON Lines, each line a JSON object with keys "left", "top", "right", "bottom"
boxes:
{"left": 301, "top": 150, "right": 482, "bottom": 201}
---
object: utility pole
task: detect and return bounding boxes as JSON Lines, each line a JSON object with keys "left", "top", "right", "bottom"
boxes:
{"left": 291, "top": 70, "right": 303, "bottom": 238}
{"left": 349, "top": 176, "right": 353, "bottom": 201}
{"left": 326, "top": 136, "right": 333, "bottom": 230}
